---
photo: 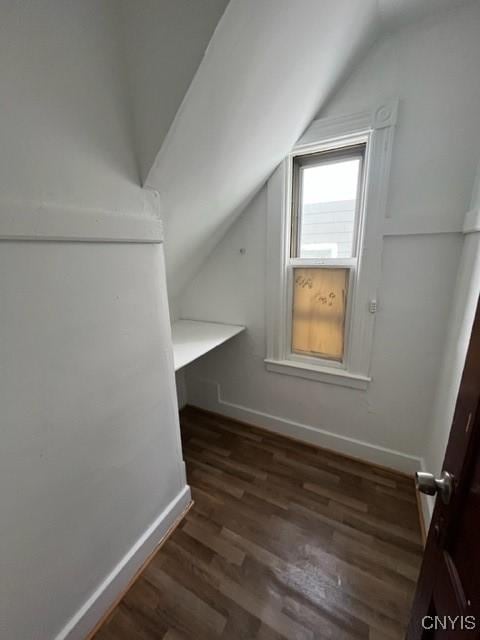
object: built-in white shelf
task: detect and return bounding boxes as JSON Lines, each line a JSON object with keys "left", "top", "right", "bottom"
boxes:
{"left": 172, "top": 320, "right": 245, "bottom": 371}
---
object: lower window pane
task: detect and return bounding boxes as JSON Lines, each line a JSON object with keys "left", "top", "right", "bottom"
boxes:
{"left": 291, "top": 267, "right": 349, "bottom": 362}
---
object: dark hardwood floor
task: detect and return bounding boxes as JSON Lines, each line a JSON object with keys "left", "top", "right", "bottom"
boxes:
{"left": 94, "top": 406, "right": 423, "bottom": 640}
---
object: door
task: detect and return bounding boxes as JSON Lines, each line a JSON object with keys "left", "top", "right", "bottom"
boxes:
{"left": 407, "top": 298, "right": 480, "bottom": 638}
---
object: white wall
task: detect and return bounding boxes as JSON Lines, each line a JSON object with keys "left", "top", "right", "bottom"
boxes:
{"left": 420, "top": 165, "right": 480, "bottom": 522}
{"left": 146, "top": 0, "right": 381, "bottom": 300}
{"left": 0, "top": 243, "right": 188, "bottom": 640}
{"left": 180, "top": 3, "right": 480, "bottom": 472}
{"left": 120, "top": 0, "right": 228, "bottom": 183}
{"left": 0, "top": 2, "right": 188, "bottom": 638}
{"left": 0, "top": 0, "right": 143, "bottom": 216}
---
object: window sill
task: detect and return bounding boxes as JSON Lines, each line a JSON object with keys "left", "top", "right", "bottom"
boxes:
{"left": 264, "top": 358, "right": 371, "bottom": 390}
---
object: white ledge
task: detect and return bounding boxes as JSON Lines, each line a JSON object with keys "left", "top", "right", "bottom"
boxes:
{"left": 264, "top": 358, "right": 371, "bottom": 390}
{"left": 172, "top": 320, "right": 245, "bottom": 371}
{"left": 0, "top": 193, "right": 163, "bottom": 243}
{"left": 382, "top": 214, "right": 462, "bottom": 237}
{"left": 381, "top": 207, "right": 480, "bottom": 237}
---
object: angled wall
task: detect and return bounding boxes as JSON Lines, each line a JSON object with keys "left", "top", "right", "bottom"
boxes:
{"left": 120, "top": 0, "right": 228, "bottom": 183}
{"left": 146, "top": 0, "right": 380, "bottom": 299}
{"left": 0, "top": 2, "right": 188, "bottom": 638}
{"left": 420, "top": 162, "right": 480, "bottom": 524}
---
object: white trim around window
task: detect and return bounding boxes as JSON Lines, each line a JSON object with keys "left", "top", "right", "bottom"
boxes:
{"left": 265, "top": 99, "right": 398, "bottom": 389}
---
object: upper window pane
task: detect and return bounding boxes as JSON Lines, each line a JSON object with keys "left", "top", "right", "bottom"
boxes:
{"left": 294, "top": 150, "right": 363, "bottom": 259}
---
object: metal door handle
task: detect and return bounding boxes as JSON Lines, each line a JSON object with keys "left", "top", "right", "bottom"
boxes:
{"left": 415, "top": 470, "right": 454, "bottom": 505}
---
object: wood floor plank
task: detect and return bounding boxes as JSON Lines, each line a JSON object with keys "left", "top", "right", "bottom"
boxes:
{"left": 162, "top": 630, "right": 189, "bottom": 640}
{"left": 329, "top": 502, "right": 423, "bottom": 551}
{"left": 188, "top": 437, "right": 232, "bottom": 458}
{"left": 218, "top": 576, "right": 313, "bottom": 640}
{"left": 303, "top": 481, "right": 369, "bottom": 513}
{"left": 161, "top": 555, "right": 261, "bottom": 639}
{"left": 273, "top": 451, "right": 341, "bottom": 485}
{"left": 189, "top": 467, "right": 245, "bottom": 499}
{"left": 183, "top": 519, "right": 246, "bottom": 566}
{"left": 94, "top": 406, "right": 422, "bottom": 640}
{"left": 282, "top": 595, "right": 369, "bottom": 640}
{"left": 148, "top": 565, "right": 225, "bottom": 627}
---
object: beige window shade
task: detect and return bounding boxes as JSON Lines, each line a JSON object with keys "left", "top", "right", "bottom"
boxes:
{"left": 291, "top": 267, "right": 349, "bottom": 362}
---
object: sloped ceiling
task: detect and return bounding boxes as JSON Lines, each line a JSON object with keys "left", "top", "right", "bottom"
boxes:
{"left": 143, "top": 0, "right": 474, "bottom": 298}
{"left": 145, "top": 0, "right": 380, "bottom": 297}
{"left": 120, "top": 0, "right": 229, "bottom": 183}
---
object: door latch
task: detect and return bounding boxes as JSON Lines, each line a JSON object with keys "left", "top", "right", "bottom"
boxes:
{"left": 415, "top": 470, "right": 454, "bottom": 505}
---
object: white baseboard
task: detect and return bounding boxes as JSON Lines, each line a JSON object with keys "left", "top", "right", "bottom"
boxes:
{"left": 189, "top": 378, "right": 421, "bottom": 475}
{"left": 55, "top": 484, "right": 191, "bottom": 640}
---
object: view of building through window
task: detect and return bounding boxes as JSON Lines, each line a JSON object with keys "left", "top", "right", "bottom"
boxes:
{"left": 298, "top": 158, "right": 361, "bottom": 259}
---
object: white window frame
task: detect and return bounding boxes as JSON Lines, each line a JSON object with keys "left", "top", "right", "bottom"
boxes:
{"left": 265, "top": 100, "right": 398, "bottom": 390}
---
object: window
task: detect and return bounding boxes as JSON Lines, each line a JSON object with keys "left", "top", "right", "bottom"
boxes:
{"left": 289, "top": 144, "right": 366, "bottom": 366}
{"left": 265, "top": 100, "right": 398, "bottom": 389}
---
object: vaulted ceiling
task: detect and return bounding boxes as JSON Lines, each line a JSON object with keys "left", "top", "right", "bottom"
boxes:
{"left": 120, "top": 0, "right": 229, "bottom": 183}
{"left": 123, "top": 0, "right": 474, "bottom": 299}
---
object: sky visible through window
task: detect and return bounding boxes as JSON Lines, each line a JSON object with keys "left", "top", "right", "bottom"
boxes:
{"left": 299, "top": 157, "right": 361, "bottom": 259}
{"left": 302, "top": 159, "right": 360, "bottom": 204}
